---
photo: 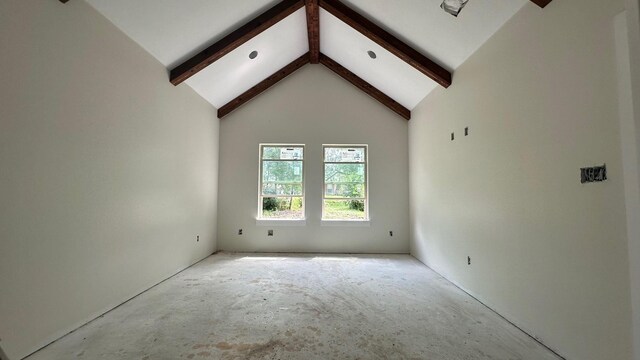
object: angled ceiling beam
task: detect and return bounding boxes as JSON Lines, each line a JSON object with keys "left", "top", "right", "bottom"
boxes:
{"left": 170, "top": 0, "right": 305, "bottom": 86}
{"left": 320, "top": 53, "right": 410, "bottom": 120}
{"left": 319, "top": 0, "right": 451, "bottom": 88}
{"left": 530, "top": 0, "right": 552, "bottom": 8}
{"left": 218, "top": 53, "right": 310, "bottom": 118}
{"left": 305, "top": 0, "right": 320, "bottom": 63}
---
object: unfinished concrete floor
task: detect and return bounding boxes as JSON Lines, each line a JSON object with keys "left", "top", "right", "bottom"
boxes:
{"left": 27, "top": 253, "right": 561, "bottom": 360}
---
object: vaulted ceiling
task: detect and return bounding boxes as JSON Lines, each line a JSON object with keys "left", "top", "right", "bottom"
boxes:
{"left": 82, "top": 0, "right": 550, "bottom": 119}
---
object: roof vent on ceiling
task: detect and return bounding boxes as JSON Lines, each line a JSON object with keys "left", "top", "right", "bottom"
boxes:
{"left": 249, "top": 50, "right": 258, "bottom": 59}
{"left": 441, "top": 0, "right": 469, "bottom": 17}
{"left": 367, "top": 51, "right": 377, "bottom": 59}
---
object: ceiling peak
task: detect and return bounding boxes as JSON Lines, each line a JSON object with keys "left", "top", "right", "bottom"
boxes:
{"left": 305, "top": 0, "right": 320, "bottom": 64}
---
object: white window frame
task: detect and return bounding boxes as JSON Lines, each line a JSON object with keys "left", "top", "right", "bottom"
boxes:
{"left": 257, "top": 144, "right": 306, "bottom": 221}
{"left": 322, "top": 144, "right": 369, "bottom": 221}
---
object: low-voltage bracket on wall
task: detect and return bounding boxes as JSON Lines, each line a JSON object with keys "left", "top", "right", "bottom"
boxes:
{"left": 580, "top": 164, "right": 607, "bottom": 184}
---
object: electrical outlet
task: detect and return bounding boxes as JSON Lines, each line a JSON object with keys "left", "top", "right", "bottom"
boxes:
{"left": 451, "top": 132, "right": 455, "bottom": 141}
{"left": 238, "top": 229, "right": 243, "bottom": 235}
{"left": 465, "top": 127, "right": 469, "bottom": 136}
{"left": 389, "top": 231, "right": 393, "bottom": 237}
{"left": 196, "top": 235, "right": 199, "bottom": 242}
{"left": 467, "top": 256, "right": 471, "bottom": 265}
{"left": 268, "top": 230, "right": 274, "bottom": 236}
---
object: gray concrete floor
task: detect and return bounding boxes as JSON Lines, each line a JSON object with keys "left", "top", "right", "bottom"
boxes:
{"left": 27, "top": 253, "right": 561, "bottom": 360}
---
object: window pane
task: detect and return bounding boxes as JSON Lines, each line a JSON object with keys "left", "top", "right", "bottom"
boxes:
{"left": 262, "top": 183, "right": 303, "bottom": 196}
{"left": 324, "top": 183, "right": 365, "bottom": 198}
{"left": 324, "top": 163, "right": 364, "bottom": 183}
{"left": 323, "top": 200, "right": 366, "bottom": 220}
{"left": 262, "top": 197, "right": 304, "bottom": 219}
{"left": 262, "top": 161, "right": 303, "bottom": 183}
{"left": 324, "top": 147, "right": 365, "bottom": 162}
{"left": 263, "top": 147, "right": 304, "bottom": 160}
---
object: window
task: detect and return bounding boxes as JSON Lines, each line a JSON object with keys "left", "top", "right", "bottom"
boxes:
{"left": 323, "top": 145, "right": 368, "bottom": 220}
{"left": 259, "top": 145, "right": 304, "bottom": 219}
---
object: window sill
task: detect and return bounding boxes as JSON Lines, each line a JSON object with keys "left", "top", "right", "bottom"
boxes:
{"left": 256, "top": 219, "right": 307, "bottom": 227}
{"left": 321, "top": 220, "right": 370, "bottom": 227}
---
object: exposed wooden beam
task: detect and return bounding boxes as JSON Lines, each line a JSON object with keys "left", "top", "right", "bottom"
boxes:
{"left": 305, "top": 0, "right": 320, "bottom": 63}
{"left": 170, "top": 0, "right": 305, "bottom": 86}
{"left": 218, "top": 53, "right": 310, "bottom": 118}
{"left": 530, "top": 0, "right": 552, "bottom": 8}
{"left": 319, "top": 0, "right": 451, "bottom": 88}
{"left": 319, "top": 53, "right": 410, "bottom": 120}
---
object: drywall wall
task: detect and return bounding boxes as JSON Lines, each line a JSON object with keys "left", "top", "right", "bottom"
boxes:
{"left": 409, "top": 0, "right": 633, "bottom": 359}
{"left": 0, "top": 1, "right": 219, "bottom": 359}
{"left": 217, "top": 65, "right": 409, "bottom": 253}
{"left": 624, "top": 1, "right": 640, "bottom": 358}
{"left": 0, "top": 344, "right": 8, "bottom": 360}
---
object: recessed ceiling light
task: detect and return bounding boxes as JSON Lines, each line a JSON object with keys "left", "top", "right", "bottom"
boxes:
{"left": 367, "top": 50, "right": 377, "bottom": 59}
{"left": 249, "top": 50, "right": 258, "bottom": 59}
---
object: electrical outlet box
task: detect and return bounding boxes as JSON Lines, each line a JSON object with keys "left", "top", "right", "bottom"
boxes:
{"left": 196, "top": 235, "right": 199, "bottom": 242}
{"left": 238, "top": 229, "right": 243, "bottom": 235}
{"left": 268, "top": 230, "right": 274, "bottom": 236}
{"left": 389, "top": 231, "right": 393, "bottom": 237}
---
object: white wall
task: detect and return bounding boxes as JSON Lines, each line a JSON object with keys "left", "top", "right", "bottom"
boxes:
{"left": 0, "top": 1, "right": 219, "bottom": 359}
{"left": 624, "top": 1, "right": 640, "bottom": 358}
{"left": 617, "top": 11, "right": 640, "bottom": 360}
{"left": 409, "top": 0, "right": 633, "bottom": 359}
{"left": 0, "top": 345, "right": 8, "bottom": 360}
{"left": 217, "top": 65, "right": 409, "bottom": 254}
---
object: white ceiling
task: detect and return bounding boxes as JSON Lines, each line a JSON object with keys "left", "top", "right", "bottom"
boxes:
{"left": 340, "top": 0, "right": 527, "bottom": 70}
{"left": 86, "top": 0, "right": 528, "bottom": 112}
{"left": 86, "top": 0, "right": 282, "bottom": 68}
{"left": 321, "top": 8, "right": 437, "bottom": 109}
{"left": 186, "top": 8, "right": 308, "bottom": 108}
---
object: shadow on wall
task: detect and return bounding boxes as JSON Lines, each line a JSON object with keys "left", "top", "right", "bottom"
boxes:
{"left": 0, "top": 344, "right": 9, "bottom": 360}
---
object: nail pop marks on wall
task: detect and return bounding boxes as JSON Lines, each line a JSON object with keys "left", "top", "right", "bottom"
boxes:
{"left": 580, "top": 164, "right": 607, "bottom": 184}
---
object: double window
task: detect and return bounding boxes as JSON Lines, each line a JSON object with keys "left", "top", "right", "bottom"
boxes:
{"left": 258, "top": 144, "right": 368, "bottom": 221}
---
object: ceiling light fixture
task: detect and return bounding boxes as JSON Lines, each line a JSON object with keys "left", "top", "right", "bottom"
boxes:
{"left": 249, "top": 50, "right": 258, "bottom": 59}
{"left": 441, "top": 0, "right": 469, "bottom": 17}
{"left": 367, "top": 50, "right": 377, "bottom": 59}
